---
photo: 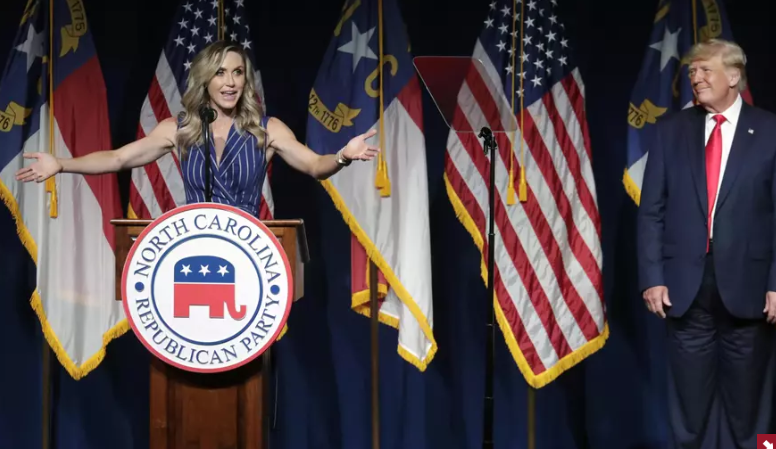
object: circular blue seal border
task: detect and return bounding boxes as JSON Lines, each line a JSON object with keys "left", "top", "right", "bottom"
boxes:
{"left": 121, "top": 203, "right": 293, "bottom": 374}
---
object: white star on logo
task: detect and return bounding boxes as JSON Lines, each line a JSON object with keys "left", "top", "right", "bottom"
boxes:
{"left": 199, "top": 265, "right": 210, "bottom": 276}
{"left": 337, "top": 22, "right": 377, "bottom": 73}
{"left": 180, "top": 264, "right": 192, "bottom": 276}
{"left": 218, "top": 265, "right": 230, "bottom": 276}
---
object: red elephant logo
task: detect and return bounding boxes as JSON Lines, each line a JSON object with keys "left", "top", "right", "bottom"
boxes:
{"left": 172, "top": 255, "right": 246, "bottom": 320}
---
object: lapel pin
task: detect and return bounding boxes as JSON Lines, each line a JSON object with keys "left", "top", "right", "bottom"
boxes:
{"left": 749, "top": 128, "right": 754, "bottom": 134}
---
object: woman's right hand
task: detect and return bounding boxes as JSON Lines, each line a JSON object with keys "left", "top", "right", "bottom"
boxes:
{"left": 15, "top": 152, "right": 63, "bottom": 183}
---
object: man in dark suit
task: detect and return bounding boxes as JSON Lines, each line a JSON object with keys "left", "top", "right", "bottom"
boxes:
{"left": 637, "top": 38, "right": 776, "bottom": 448}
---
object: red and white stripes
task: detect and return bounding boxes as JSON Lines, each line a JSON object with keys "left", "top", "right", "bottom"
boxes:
{"left": 444, "top": 43, "right": 606, "bottom": 387}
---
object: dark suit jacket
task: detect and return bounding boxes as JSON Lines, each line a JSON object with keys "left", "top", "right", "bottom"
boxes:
{"left": 637, "top": 101, "right": 776, "bottom": 319}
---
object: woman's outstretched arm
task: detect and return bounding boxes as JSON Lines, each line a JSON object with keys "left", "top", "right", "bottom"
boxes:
{"left": 266, "top": 117, "right": 379, "bottom": 180}
{"left": 16, "top": 117, "right": 178, "bottom": 183}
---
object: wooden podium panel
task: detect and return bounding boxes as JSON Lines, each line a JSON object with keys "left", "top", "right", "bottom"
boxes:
{"left": 111, "top": 218, "right": 308, "bottom": 449}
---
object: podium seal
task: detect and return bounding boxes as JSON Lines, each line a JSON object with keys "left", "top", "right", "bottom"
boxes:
{"left": 121, "top": 203, "right": 292, "bottom": 373}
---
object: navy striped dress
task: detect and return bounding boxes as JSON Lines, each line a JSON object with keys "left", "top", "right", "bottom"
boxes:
{"left": 179, "top": 115, "right": 269, "bottom": 217}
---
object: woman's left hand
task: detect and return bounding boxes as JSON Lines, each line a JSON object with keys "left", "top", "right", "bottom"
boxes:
{"left": 342, "top": 129, "right": 380, "bottom": 162}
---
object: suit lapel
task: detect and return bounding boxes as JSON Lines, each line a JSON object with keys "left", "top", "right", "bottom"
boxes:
{"left": 687, "top": 107, "right": 708, "bottom": 216}
{"left": 715, "top": 103, "right": 754, "bottom": 211}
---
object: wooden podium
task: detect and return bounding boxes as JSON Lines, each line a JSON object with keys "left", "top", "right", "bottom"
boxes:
{"left": 111, "top": 218, "right": 308, "bottom": 449}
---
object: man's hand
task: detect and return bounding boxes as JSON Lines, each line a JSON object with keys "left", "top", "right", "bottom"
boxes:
{"left": 764, "top": 292, "right": 776, "bottom": 324}
{"left": 643, "top": 286, "right": 671, "bottom": 318}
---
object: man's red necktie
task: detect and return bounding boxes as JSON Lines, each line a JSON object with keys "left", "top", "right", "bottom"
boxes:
{"left": 705, "top": 114, "right": 726, "bottom": 251}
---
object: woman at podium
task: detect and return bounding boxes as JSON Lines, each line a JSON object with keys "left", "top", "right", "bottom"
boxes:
{"left": 14, "top": 40, "right": 379, "bottom": 216}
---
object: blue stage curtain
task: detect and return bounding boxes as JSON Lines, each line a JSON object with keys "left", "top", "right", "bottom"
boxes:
{"left": 0, "top": 200, "right": 43, "bottom": 449}
{"left": 0, "top": 3, "right": 42, "bottom": 448}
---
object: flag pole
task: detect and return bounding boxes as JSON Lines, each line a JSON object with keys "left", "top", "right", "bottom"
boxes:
{"left": 370, "top": 0, "right": 385, "bottom": 446}
{"left": 42, "top": 0, "right": 54, "bottom": 447}
{"left": 218, "top": 0, "right": 224, "bottom": 40}
{"left": 369, "top": 0, "right": 388, "bottom": 446}
{"left": 514, "top": 0, "right": 536, "bottom": 445}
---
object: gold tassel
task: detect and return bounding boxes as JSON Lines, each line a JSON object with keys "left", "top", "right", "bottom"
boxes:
{"left": 374, "top": 154, "right": 391, "bottom": 196}
{"left": 517, "top": 0, "right": 528, "bottom": 204}
{"left": 375, "top": 154, "right": 385, "bottom": 189}
{"left": 374, "top": 0, "right": 390, "bottom": 198}
{"left": 507, "top": 1, "right": 518, "bottom": 206}
{"left": 519, "top": 165, "right": 527, "bottom": 202}
{"left": 506, "top": 154, "right": 516, "bottom": 205}
{"left": 47, "top": 0, "right": 57, "bottom": 218}
{"left": 46, "top": 177, "right": 58, "bottom": 218}
{"left": 378, "top": 157, "right": 390, "bottom": 197}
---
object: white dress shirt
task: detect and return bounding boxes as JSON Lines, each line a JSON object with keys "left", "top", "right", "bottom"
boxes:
{"left": 705, "top": 94, "right": 742, "bottom": 238}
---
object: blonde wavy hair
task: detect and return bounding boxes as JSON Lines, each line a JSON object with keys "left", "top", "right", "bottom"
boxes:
{"left": 176, "top": 41, "right": 266, "bottom": 157}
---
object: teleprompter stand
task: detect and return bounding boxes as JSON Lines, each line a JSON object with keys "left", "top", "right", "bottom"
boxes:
{"left": 412, "top": 56, "right": 525, "bottom": 449}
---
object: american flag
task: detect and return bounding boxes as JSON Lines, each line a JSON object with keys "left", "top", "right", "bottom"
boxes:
{"left": 127, "top": 0, "right": 273, "bottom": 220}
{"left": 443, "top": 0, "right": 607, "bottom": 387}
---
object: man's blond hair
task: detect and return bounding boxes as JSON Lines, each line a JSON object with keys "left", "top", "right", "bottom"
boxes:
{"left": 683, "top": 38, "right": 747, "bottom": 91}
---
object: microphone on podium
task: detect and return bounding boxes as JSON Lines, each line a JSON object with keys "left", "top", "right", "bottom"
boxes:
{"left": 199, "top": 105, "right": 217, "bottom": 202}
{"left": 199, "top": 105, "right": 217, "bottom": 123}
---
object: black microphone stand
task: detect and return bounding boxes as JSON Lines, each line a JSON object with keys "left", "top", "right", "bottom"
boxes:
{"left": 200, "top": 106, "right": 217, "bottom": 202}
{"left": 478, "top": 126, "right": 496, "bottom": 449}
